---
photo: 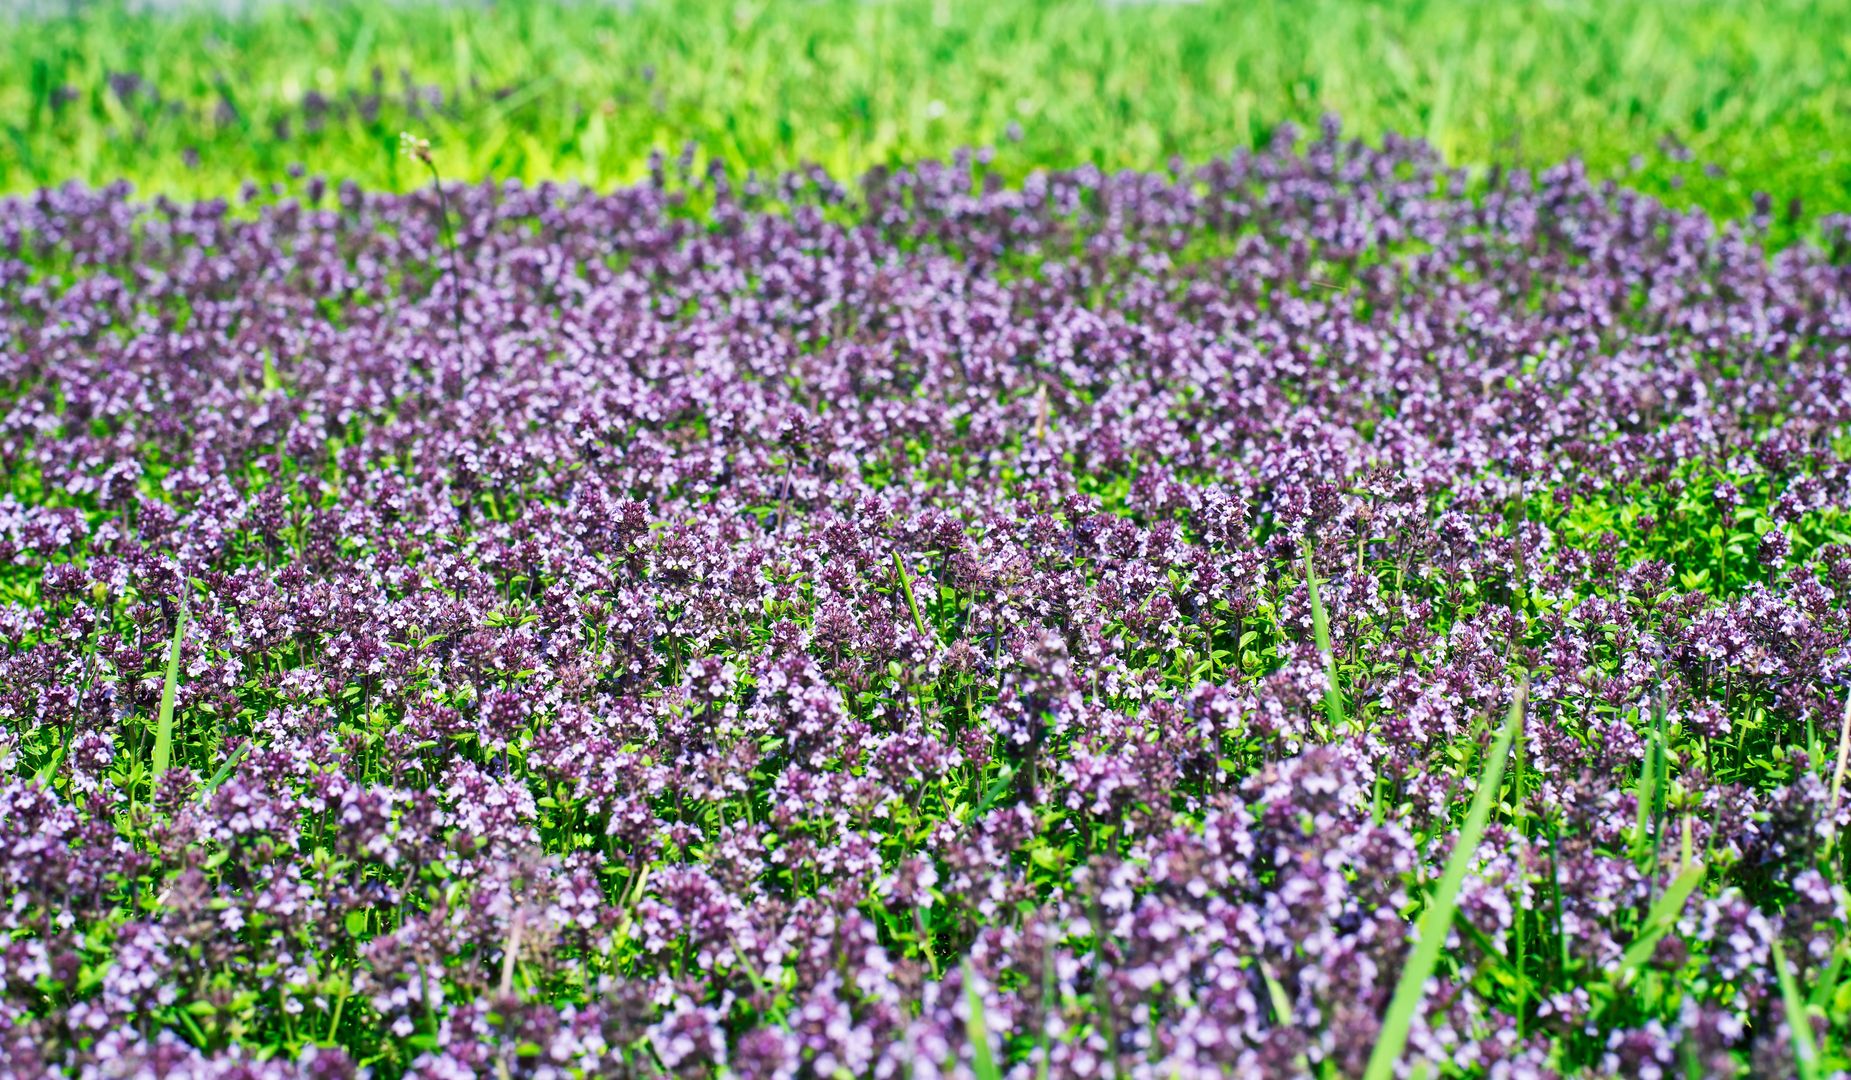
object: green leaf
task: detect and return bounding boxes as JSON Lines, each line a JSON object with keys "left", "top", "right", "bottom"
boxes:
{"left": 1773, "top": 940, "right": 1822, "bottom": 1080}
{"left": 1259, "top": 960, "right": 1293, "bottom": 1024}
{"left": 33, "top": 740, "right": 66, "bottom": 788}
{"left": 1302, "top": 537, "right": 1344, "bottom": 733}
{"left": 962, "top": 962, "right": 1003, "bottom": 1080}
{"left": 151, "top": 601, "right": 187, "bottom": 781}
{"left": 199, "top": 741, "right": 250, "bottom": 800}
{"left": 1807, "top": 939, "right": 1848, "bottom": 1012}
{"left": 1363, "top": 680, "right": 1527, "bottom": 1080}
{"left": 971, "top": 767, "right": 1016, "bottom": 819}
{"left": 892, "top": 550, "right": 930, "bottom": 641}
{"left": 1613, "top": 860, "right": 1706, "bottom": 986}
{"left": 1633, "top": 732, "right": 1658, "bottom": 865}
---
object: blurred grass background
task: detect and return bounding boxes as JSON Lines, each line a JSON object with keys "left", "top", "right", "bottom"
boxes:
{"left": 3, "top": 0, "right": 1848, "bottom": 231}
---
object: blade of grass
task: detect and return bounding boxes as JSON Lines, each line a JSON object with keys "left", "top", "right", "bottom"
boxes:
{"left": 970, "top": 763, "right": 1017, "bottom": 820}
{"left": 1036, "top": 933, "right": 1054, "bottom": 1080}
{"left": 150, "top": 598, "right": 187, "bottom": 781}
{"left": 1646, "top": 684, "right": 1671, "bottom": 880}
{"left": 1773, "top": 940, "right": 1822, "bottom": 1080}
{"left": 915, "top": 906, "right": 942, "bottom": 981}
{"left": 1259, "top": 959, "right": 1293, "bottom": 1025}
{"left": 1633, "top": 727, "right": 1658, "bottom": 868}
{"left": 1512, "top": 718, "right": 1529, "bottom": 1036}
{"left": 727, "top": 931, "right": 770, "bottom": 997}
{"left": 893, "top": 550, "right": 930, "bottom": 640}
{"left": 198, "top": 740, "right": 250, "bottom": 800}
{"left": 1362, "top": 679, "right": 1527, "bottom": 1080}
{"left": 1807, "top": 939, "right": 1848, "bottom": 1013}
{"left": 1601, "top": 859, "right": 1706, "bottom": 1008}
{"left": 1302, "top": 537, "right": 1344, "bottom": 733}
{"left": 1825, "top": 689, "right": 1851, "bottom": 855}
{"left": 963, "top": 961, "right": 1003, "bottom": 1080}
{"left": 608, "top": 861, "right": 654, "bottom": 959}
{"left": 1260, "top": 958, "right": 1313, "bottom": 1074}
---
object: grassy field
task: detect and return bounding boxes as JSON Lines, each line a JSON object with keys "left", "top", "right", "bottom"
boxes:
{"left": 4, "top": 0, "right": 1849, "bottom": 236}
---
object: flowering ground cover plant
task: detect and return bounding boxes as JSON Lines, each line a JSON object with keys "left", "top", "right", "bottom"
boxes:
{"left": 2, "top": 123, "right": 1851, "bottom": 1076}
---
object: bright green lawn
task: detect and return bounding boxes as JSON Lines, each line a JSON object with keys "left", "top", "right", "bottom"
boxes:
{"left": 3, "top": 0, "right": 1849, "bottom": 236}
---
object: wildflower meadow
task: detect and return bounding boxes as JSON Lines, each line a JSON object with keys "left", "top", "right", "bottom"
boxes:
{"left": 3, "top": 2, "right": 1850, "bottom": 1077}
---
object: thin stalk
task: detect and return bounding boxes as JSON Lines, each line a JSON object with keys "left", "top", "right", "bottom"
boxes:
{"left": 1303, "top": 536, "right": 1345, "bottom": 733}
{"left": 893, "top": 550, "right": 930, "bottom": 640}
{"left": 150, "top": 597, "right": 187, "bottom": 782}
{"left": 1363, "top": 679, "right": 1527, "bottom": 1080}
{"left": 1773, "top": 941, "right": 1822, "bottom": 1080}
{"left": 401, "top": 132, "right": 466, "bottom": 336}
{"left": 963, "top": 961, "right": 1003, "bottom": 1080}
{"left": 1824, "top": 689, "right": 1851, "bottom": 855}
{"left": 1513, "top": 722, "right": 1527, "bottom": 1036}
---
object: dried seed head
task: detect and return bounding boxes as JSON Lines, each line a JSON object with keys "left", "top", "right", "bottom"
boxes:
{"left": 398, "top": 131, "right": 434, "bottom": 166}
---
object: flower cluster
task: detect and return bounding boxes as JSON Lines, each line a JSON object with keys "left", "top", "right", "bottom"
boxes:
{"left": 1, "top": 122, "right": 1849, "bottom": 1076}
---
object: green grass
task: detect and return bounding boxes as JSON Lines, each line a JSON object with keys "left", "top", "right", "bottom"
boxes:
{"left": 149, "top": 596, "right": 186, "bottom": 783}
{"left": 1363, "top": 683, "right": 1526, "bottom": 1080}
{"left": 1303, "top": 536, "right": 1345, "bottom": 734}
{"left": 4, "top": 0, "right": 1849, "bottom": 238}
{"left": 1775, "top": 941, "right": 1824, "bottom": 1080}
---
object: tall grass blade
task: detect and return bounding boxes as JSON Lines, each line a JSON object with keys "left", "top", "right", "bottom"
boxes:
{"left": 1260, "top": 959, "right": 1293, "bottom": 1024}
{"left": 893, "top": 550, "right": 930, "bottom": 640}
{"left": 1825, "top": 688, "right": 1851, "bottom": 854}
{"left": 1773, "top": 940, "right": 1821, "bottom": 1080}
{"left": 1807, "top": 939, "right": 1848, "bottom": 1013}
{"left": 1362, "top": 679, "right": 1527, "bottom": 1080}
{"left": 1633, "top": 727, "right": 1658, "bottom": 867}
{"left": 1593, "top": 858, "right": 1705, "bottom": 1019}
{"left": 150, "top": 600, "right": 187, "bottom": 781}
{"left": 1035, "top": 933, "right": 1054, "bottom": 1080}
{"left": 1302, "top": 537, "right": 1344, "bottom": 733}
{"left": 199, "top": 740, "right": 250, "bottom": 801}
{"left": 963, "top": 961, "right": 1003, "bottom": 1080}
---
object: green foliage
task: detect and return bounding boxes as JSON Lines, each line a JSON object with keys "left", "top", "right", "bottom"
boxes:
{"left": 963, "top": 962, "right": 1004, "bottom": 1080}
{"left": 149, "top": 595, "right": 186, "bottom": 782}
{"left": 4, "top": 0, "right": 1849, "bottom": 236}
{"left": 1775, "top": 941, "right": 1824, "bottom": 1080}
{"left": 1365, "top": 683, "right": 1526, "bottom": 1080}
{"left": 1303, "top": 536, "right": 1345, "bottom": 733}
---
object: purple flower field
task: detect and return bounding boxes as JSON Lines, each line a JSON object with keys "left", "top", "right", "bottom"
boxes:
{"left": 3, "top": 125, "right": 1851, "bottom": 1076}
